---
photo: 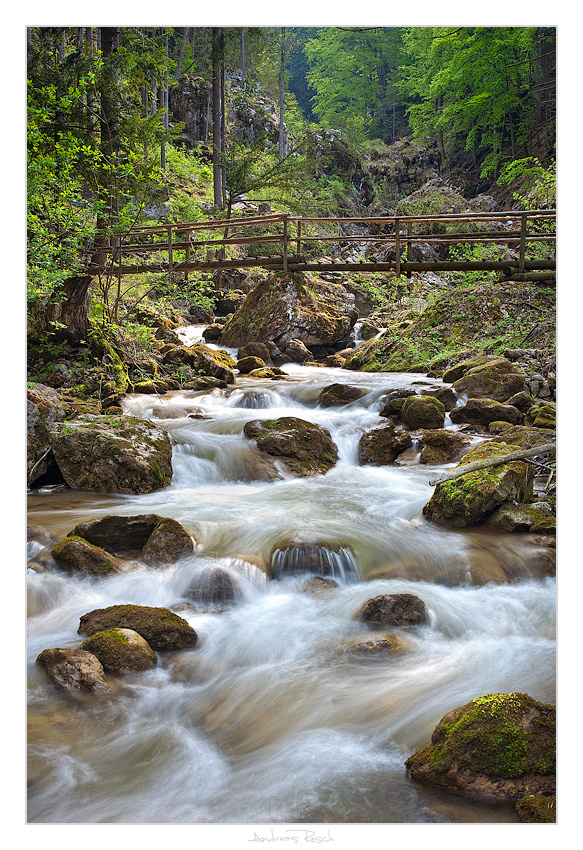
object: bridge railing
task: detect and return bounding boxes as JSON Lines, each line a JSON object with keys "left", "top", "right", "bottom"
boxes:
{"left": 99, "top": 209, "right": 556, "bottom": 278}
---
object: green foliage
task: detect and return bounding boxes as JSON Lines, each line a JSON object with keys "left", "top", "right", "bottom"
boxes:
{"left": 498, "top": 157, "right": 556, "bottom": 209}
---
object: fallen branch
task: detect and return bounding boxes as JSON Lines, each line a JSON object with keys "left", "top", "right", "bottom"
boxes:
{"left": 429, "top": 443, "right": 556, "bottom": 487}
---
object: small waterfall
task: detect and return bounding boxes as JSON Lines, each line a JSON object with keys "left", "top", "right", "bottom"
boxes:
{"left": 270, "top": 544, "right": 360, "bottom": 583}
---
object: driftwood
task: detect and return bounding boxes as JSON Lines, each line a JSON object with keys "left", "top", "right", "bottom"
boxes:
{"left": 429, "top": 443, "right": 556, "bottom": 487}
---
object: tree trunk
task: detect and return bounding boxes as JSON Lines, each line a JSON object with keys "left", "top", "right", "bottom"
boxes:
{"left": 174, "top": 27, "right": 189, "bottom": 81}
{"left": 279, "top": 28, "right": 286, "bottom": 159}
{"left": 56, "top": 276, "right": 94, "bottom": 344}
{"left": 212, "top": 27, "right": 223, "bottom": 207}
{"left": 428, "top": 444, "right": 555, "bottom": 487}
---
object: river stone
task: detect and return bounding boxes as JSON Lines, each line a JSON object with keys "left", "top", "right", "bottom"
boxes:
{"left": 27, "top": 383, "right": 66, "bottom": 486}
{"left": 202, "top": 323, "right": 224, "bottom": 341}
{"left": 51, "top": 536, "right": 124, "bottom": 576}
{"left": 484, "top": 502, "right": 554, "bottom": 533}
{"left": 400, "top": 396, "right": 445, "bottom": 430}
{"left": 219, "top": 271, "right": 358, "bottom": 349}
{"left": 36, "top": 647, "right": 114, "bottom": 695}
{"left": 451, "top": 357, "right": 526, "bottom": 402}
{"left": 356, "top": 593, "right": 428, "bottom": 628}
{"left": 301, "top": 576, "right": 340, "bottom": 595}
{"left": 81, "top": 628, "right": 158, "bottom": 673}
{"left": 495, "top": 425, "right": 556, "bottom": 450}
{"left": 418, "top": 429, "right": 472, "bottom": 465}
{"left": 318, "top": 383, "right": 367, "bottom": 407}
{"left": 422, "top": 386, "right": 458, "bottom": 411}
{"left": 49, "top": 414, "right": 173, "bottom": 494}
{"left": 78, "top": 604, "right": 198, "bottom": 651}
{"left": 186, "top": 567, "right": 243, "bottom": 607}
{"left": 422, "top": 442, "right": 534, "bottom": 528}
{"left": 237, "top": 355, "right": 266, "bottom": 374}
{"left": 405, "top": 692, "right": 556, "bottom": 802}
{"left": 526, "top": 401, "right": 556, "bottom": 429}
{"left": 443, "top": 354, "right": 513, "bottom": 384}
{"left": 358, "top": 424, "right": 412, "bottom": 466}
{"left": 284, "top": 338, "right": 312, "bottom": 363}
{"left": 243, "top": 416, "right": 338, "bottom": 477}
{"left": 449, "top": 398, "right": 524, "bottom": 427}
{"left": 237, "top": 342, "right": 271, "bottom": 362}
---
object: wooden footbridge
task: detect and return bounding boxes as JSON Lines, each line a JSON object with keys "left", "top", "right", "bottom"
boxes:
{"left": 93, "top": 209, "right": 556, "bottom": 281}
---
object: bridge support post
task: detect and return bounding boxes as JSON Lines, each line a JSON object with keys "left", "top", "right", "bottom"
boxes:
{"left": 283, "top": 214, "right": 289, "bottom": 273}
{"left": 519, "top": 213, "right": 527, "bottom": 274}
{"left": 395, "top": 218, "right": 401, "bottom": 277}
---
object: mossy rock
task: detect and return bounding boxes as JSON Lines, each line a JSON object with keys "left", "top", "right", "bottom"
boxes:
{"left": 452, "top": 358, "right": 526, "bottom": 402}
{"left": 418, "top": 429, "right": 471, "bottom": 465}
{"left": 400, "top": 395, "right": 445, "bottom": 430}
{"left": 243, "top": 416, "right": 338, "bottom": 477}
{"left": 81, "top": 628, "right": 157, "bottom": 673}
{"left": 70, "top": 513, "right": 194, "bottom": 566}
{"left": 78, "top": 604, "right": 198, "bottom": 651}
{"left": 237, "top": 356, "right": 266, "bottom": 374}
{"left": 422, "top": 441, "right": 534, "bottom": 528}
{"left": 449, "top": 397, "right": 523, "bottom": 428}
{"left": 317, "top": 383, "right": 367, "bottom": 407}
{"left": 48, "top": 415, "right": 173, "bottom": 494}
{"left": 358, "top": 424, "right": 412, "bottom": 466}
{"left": 515, "top": 793, "right": 556, "bottom": 823}
{"left": 484, "top": 502, "right": 554, "bottom": 533}
{"left": 405, "top": 692, "right": 556, "bottom": 802}
{"left": 51, "top": 535, "right": 123, "bottom": 576}
{"left": 527, "top": 401, "right": 556, "bottom": 429}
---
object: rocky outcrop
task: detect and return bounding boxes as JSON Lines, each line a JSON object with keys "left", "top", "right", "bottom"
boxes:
{"left": 445, "top": 355, "right": 526, "bottom": 402}
{"left": 48, "top": 415, "right": 173, "bottom": 494}
{"left": 358, "top": 424, "right": 412, "bottom": 466}
{"left": 244, "top": 416, "right": 338, "bottom": 477}
{"left": 405, "top": 692, "right": 556, "bottom": 804}
{"left": 219, "top": 272, "right": 358, "bottom": 351}
{"left": 356, "top": 593, "right": 428, "bottom": 628}
{"left": 80, "top": 628, "right": 158, "bottom": 673}
{"left": 160, "top": 343, "right": 236, "bottom": 384}
{"left": 27, "top": 383, "right": 66, "bottom": 486}
{"left": 36, "top": 647, "right": 114, "bottom": 695}
{"left": 422, "top": 442, "right": 534, "bottom": 528}
{"left": 78, "top": 604, "right": 198, "bottom": 651}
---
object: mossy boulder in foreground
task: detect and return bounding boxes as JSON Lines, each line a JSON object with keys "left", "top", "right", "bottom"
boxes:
{"left": 51, "top": 535, "right": 123, "bottom": 576}
{"left": 49, "top": 415, "right": 173, "bottom": 494}
{"left": 78, "top": 604, "right": 198, "bottom": 651}
{"left": 422, "top": 442, "right": 533, "bottom": 528}
{"left": 405, "top": 692, "right": 555, "bottom": 808}
{"left": 81, "top": 628, "right": 158, "bottom": 673}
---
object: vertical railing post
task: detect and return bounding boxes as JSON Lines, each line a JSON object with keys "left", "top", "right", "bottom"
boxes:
{"left": 395, "top": 217, "right": 401, "bottom": 277}
{"left": 283, "top": 214, "right": 289, "bottom": 273}
{"left": 519, "top": 213, "right": 527, "bottom": 274}
{"left": 167, "top": 225, "right": 173, "bottom": 272}
{"left": 185, "top": 230, "right": 191, "bottom": 281}
{"left": 296, "top": 219, "right": 302, "bottom": 258}
{"left": 406, "top": 220, "right": 412, "bottom": 279}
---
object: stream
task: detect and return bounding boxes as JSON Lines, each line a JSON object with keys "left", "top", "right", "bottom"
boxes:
{"left": 26, "top": 328, "right": 556, "bottom": 825}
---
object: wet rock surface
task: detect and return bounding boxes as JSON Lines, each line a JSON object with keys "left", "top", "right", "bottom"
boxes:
{"left": 244, "top": 416, "right": 338, "bottom": 477}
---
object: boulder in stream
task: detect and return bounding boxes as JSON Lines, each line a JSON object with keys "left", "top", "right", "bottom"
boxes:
{"left": 219, "top": 271, "right": 358, "bottom": 350}
{"left": 68, "top": 514, "right": 195, "bottom": 565}
{"left": 405, "top": 692, "right": 556, "bottom": 805}
{"left": 446, "top": 355, "right": 526, "bottom": 402}
{"left": 244, "top": 416, "right": 338, "bottom": 477}
{"left": 449, "top": 398, "right": 524, "bottom": 427}
{"left": 160, "top": 342, "right": 236, "bottom": 384}
{"left": 36, "top": 647, "right": 114, "bottom": 696}
{"left": 78, "top": 604, "right": 198, "bottom": 651}
{"left": 358, "top": 424, "right": 412, "bottom": 466}
{"left": 400, "top": 395, "right": 445, "bottom": 430}
{"left": 422, "top": 441, "right": 534, "bottom": 528}
{"left": 49, "top": 414, "right": 173, "bottom": 494}
{"left": 418, "top": 429, "right": 472, "bottom": 465}
{"left": 81, "top": 628, "right": 158, "bottom": 673}
{"left": 186, "top": 566, "right": 243, "bottom": 608}
{"left": 317, "top": 383, "right": 367, "bottom": 407}
{"left": 51, "top": 535, "right": 124, "bottom": 576}
{"left": 356, "top": 593, "right": 428, "bottom": 628}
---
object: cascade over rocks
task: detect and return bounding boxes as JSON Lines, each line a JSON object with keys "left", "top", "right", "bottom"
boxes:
{"left": 219, "top": 272, "right": 359, "bottom": 351}
{"left": 243, "top": 416, "right": 338, "bottom": 477}
{"left": 405, "top": 692, "right": 556, "bottom": 805}
{"left": 48, "top": 414, "right": 173, "bottom": 494}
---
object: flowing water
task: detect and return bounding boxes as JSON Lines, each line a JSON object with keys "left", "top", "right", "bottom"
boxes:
{"left": 27, "top": 338, "right": 556, "bottom": 825}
